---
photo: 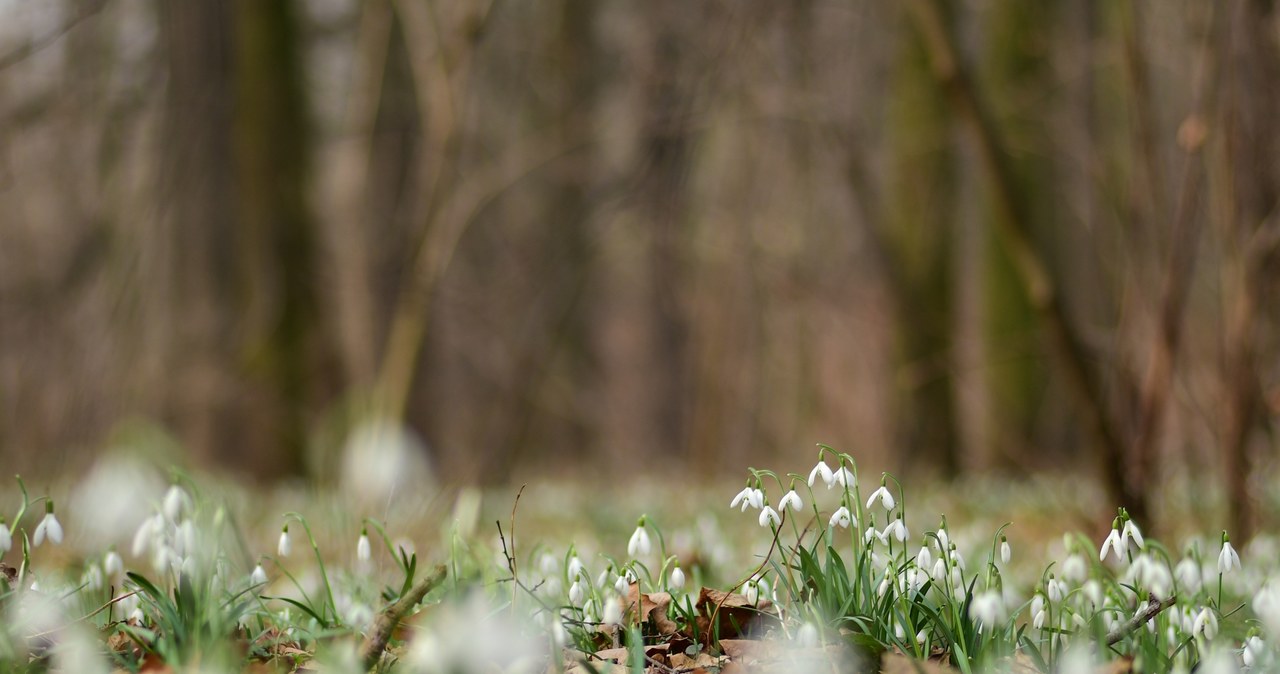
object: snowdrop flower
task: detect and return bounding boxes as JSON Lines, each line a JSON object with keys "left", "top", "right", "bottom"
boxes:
{"left": 829, "top": 506, "right": 853, "bottom": 529}
{"left": 885, "top": 517, "right": 908, "bottom": 543}
{"left": 1253, "top": 581, "right": 1280, "bottom": 637}
{"left": 864, "top": 526, "right": 886, "bottom": 546}
{"left": 796, "top": 622, "right": 820, "bottom": 647}
{"left": 935, "top": 523, "right": 950, "bottom": 551}
{"left": 758, "top": 505, "right": 781, "bottom": 528}
{"left": 1081, "top": 580, "right": 1103, "bottom": 610}
{"left": 1121, "top": 518, "right": 1145, "bottom": 550}
{"left": 1099, "top": 518, "right": 1124, "bottom": 562}
{"left": 162, "top": 485, "right": 189, "bottom": 521}
{"left": 866, "top": 485, "right": 895, "bottom": 511}
{"left": 730, "top": 486, "right": 759, "bottom": 512}
{"left": 568, "top": 579, "right": 585, "bottom": 607}
{"left": 1175, "top": 557, "right": 1203, "bottom": 594}
{"left": 0, "top": 518, "right": 10, "bottom": 554}
{"left": 131, "top": 513, "right": 161, "bottom": 558}
{"left": 1192, "top": 607, "right": 1219, "bottom": 640}
{"left": 602, "top": 597, "right": 623, "bottom": 626}
{"left": 1047, "top": 576, "right": 1067, "bottom": 603}
{"left": 931, "top": 557, "right": 947, "bottom": 583}
{"left": 832, "top": 466, "right": 856, "bottom": 488}
{"left": 33, "top": 500, "right": 63, "bottom": 547}
{"left": 104, "top": 550, "right": 124, "bottom": 583}
{"left": 277, "top": 525, "right": 292, "bottom": 558}
{"left": 628, "top": 517, "right": 652, "bottom": 558}
{"left": 614, "top": 574, "right": 630, "bottom": 595}
{"left": 84, "top": 564, "right": 104, "bottom": 591}
{"left": 357, "top": 527, "right": 371, "bottom": 563}
{"left": 807, "top": 461, "right": 834, "bottom": 488}
{"left": 567, "top": 555, "right": 584, "bottom": 580}
{"left": 1000, "top": 536, "right": 1011, "bottom": 565}
{"left": 778, "top": 489, "right": 803, "bottom": 512}
{"left": 1031, "top": 594, "right": 1047, "bottom": 629}
{"left": 1244, "top": 635, "right": 1264, "bottom": 668}
{"left": 1063, "top": 553, "right": 1088, "bottom": 584}
{"left": 743, "top": 580, "right": 760, "bottom": 604}
{"left": 949, "top": 545, "right": 967, "bottom": 572}
{"left": 916, "top": 545, "right": 933, "bottom": 571}
{"left": 969, "top": 590, "right": 1006, "bottom": 629}
{"left": 670, "top": 565, "right": 686, "bottom": 590}
{"left": 250, "top": 563, "right": 268, "bottom": 586}
{"left": 1219, "top": 531, "right": 1241, "bottom": 575}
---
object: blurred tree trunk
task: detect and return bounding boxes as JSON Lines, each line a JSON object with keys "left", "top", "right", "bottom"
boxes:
{"left": 1220, "top": 0, "right": 1280, "bottom": 543}
{"left": 978, "top": 0, "right": 1054, "bottom": 470}
{"left": 157, "top": 0, "right": 239, "bottom": 469}
{"left": 639, "top": 5, "right": 694, "bottom": 462}
{"left": 232, "top": 0, "right": 335, "bottom": 476}
{"left": 886, "top": 9, "right": 960, "bottom": 475}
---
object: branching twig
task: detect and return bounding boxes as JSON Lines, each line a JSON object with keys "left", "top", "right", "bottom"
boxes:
{"left": 1104, "top": 594, "right": 1176, "bottom": 646}
{"left": 359, "top": 564, "right": 447, "bottom": 670}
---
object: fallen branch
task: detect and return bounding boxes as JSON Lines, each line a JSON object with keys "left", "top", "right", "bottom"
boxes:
{"left": 359, "top": 564, "right": 447, "bottom": 670}
{"left": 1105, "top": 594, "right": 1176, "bottom": 646}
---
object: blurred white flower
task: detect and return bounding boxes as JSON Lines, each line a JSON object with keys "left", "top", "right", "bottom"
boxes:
{"left": 779, "top": 489, "right": 803, "bottom": 512}
{"left": 1193, "top": 607, "right": 1219, "bottom": 641}
{"left": 0, "top": 519, "right": 10, "bottom": 554}
{"left": 1063, "top": 554, "right": 1088, "bottom": 584}
{"left": 405, "top": 594, "right": 542, "bottom": 674}
{"left": 1244, "top": 635, "right": 1264, "bottom": 668}
{"left": 568, "top": 580, "right": 585, "bottom": 607}
{"left": 614, "top": 575, "right": 629, "bottom": 595}
{"left": 341, "top": 418, "right": 435, "bottom": 505}
{"left": 251, "top": 564, "right": 268, "bottom": 586}
{"left": 796, "top": 622, "right": 820, "bottom": 647}
{"left": 357, "top": 529, "right": 372, "bottom": 563}
{"left": 1031, "top": 594, "right": 1046, "bottom": 629}
{"left": 1000, "top": 537, "right": 1011, "bottom": 565}
{"left": 567, "top": 555, "right": 584, "bottom": 580}
{"left": 866, "top": 486, "right": 895, "bottom": 511}
{"left": 1047, "top": 577, "right": 1067, "bottom": 603}
{"left": 33, "top": 503, "right": 63, "bottom": 546}
{"left": 1175, "top": 557, "right": 1203, "bottom": 595}
{"left": 277, "top": 526, "right": 292, "bottom": 558}
{"left": 104, "top": 551, "right": 124, "bottom": 584}
{"left": 162, "top": 485, "right": 189, "bottom": 521}
{"left": 602, "top": 597, "right": 622, "bottom": 625}
{"left": 807, "top": 461, "right": 834, "bottom": 488}
{"left": 1254, "top": 580, "right": 1280, "bottom": 637}
{"left": 970, "top": 590, "right": 1006, "bottom": 629}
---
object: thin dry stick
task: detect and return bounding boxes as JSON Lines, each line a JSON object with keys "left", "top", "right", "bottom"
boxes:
{"left": 1104, "top": 594, "right": 1177, "bottom": 646}
{"left": 359, "top": 564, "right": 447, "bottom": 670}
{"left": 509, "top": 484, "right": 525, "bottom": 613}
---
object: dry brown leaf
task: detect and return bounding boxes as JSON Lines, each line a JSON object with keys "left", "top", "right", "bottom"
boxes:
{"left": 693, "top": 587, "right": 777, "bottom": 643}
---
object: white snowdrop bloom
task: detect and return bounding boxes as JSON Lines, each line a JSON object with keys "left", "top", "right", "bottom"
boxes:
{"left": 949, "top": 546, "right": 966, "bottom": 572}
{"left": 969, "top": 590, "right": 1006, "bottom": 629}
{"left": 931, "top": 558, "right": 947, "bottom": 583}
{"left": 778, "top": 489, "right": 803, "bottom": 512}
{"left": 1000, "top": 538, "right": 1011, "bottom": 565}
{"left": 730, "top": 486, "right": 758, "bottom": 512}
{"left": 758, "top": 505, "right": 781, "bottom": 528}
{"left": 628, "top": 520, "right": 652, "bottom": 558}
{"left": 151, "top": 545, "right": 173, "bottom": 576}
{"left": 748, "top": 488, "right": 765, "bottom": 510}
{"left": 894, "top": 621, "right": 907, "bottom": 641}
{"left": 1147, "top": 562, "right": 1174, "bottom": 599}
{"left": 251, "top": 564, "right": 268, "bottom": 586}
{"left": 602, "top": 597, "right": 623, "bottom": 626}
{"left": 1122, "top": 519, "right": 1145, "bottom": 550}
{"left": 615, "top": 575, "right": 630, "bottom": 595}
{"left": 71, "top": 457, "right": 166, "bottom": 550}
{"left": 1175, "top": 557, "right": 1203, "bottom": 594}
{"left": 832, "top": 466, "right": 856, "bottom": 489}
{"left": 1244, "top": 635, "right": 1264, "bottom": 668}
{"left": 864, "top": 526, "right": 882, "bottom": 546}
{"left": 916, "top": 546, "right": 932, "bottom": 571}
{"left": 807, "top": 461, "right": 834, "bottom": 488}
{"left": 1063, "top": 554, "right": 1087, "bottom": 584}
{"left": 0, "top": 520, "right": 10, "bottom": 554}
{"left": 1199, "top": 647, "right": 1238, "bottom": 674}
{"left": 1193, "top": 607, "right": 1219, "bottom": 641}
{"left": 277, "top": 526, "right": 292, "bottom": 558}
{"left": 568, "top": 579, "right": 585, "bottom": 607}
{"left": 866, "top": 486, "right": 895, "bottom": 511}
{"left": 84, "top": 564, "right": 104, "bottom": 592}
{"left": 567, "top": 556, "right": 584, "bottom": 580}
{"left": 1253, "top": 581, "right": 1280, "bottom": 637}
{"left": 743, "top": 580, "right": 761, "bottom": 605}
{"left": 131, "top": 513, "right": 161, "bottom": 558}
{"left": 1031, "top": 595, "right": 1046, "bottom": 629}
{"left": 1100, "top": 525, "right": 1124, "bottom": 562}
{"left": 1219, "top": 534, "right": 1241, "bottom": 575}
{"left": 670, "top": 566, "right": 686, "bottom": 590}
{"left": 596, "top": 568, "right": 611, "bottom": 589}
{"left": 175, "top": 519, "right": 196, "bottom": 557}
{"left": 33, "top": 503, "right": 64, "bottom": 547}
{"left": 538, "top": 553, "right": 558, "bottom": 576}
{"left": 916, "top": 629, "right": 927, "bottom": 646}
{"left": 893, "top": 518, "right": 909, "bottom": 542}
{"left": 162, "top": 485, "right": 189, "bottom": 521}
{"left": 1081, "top": 580, "right": 1103, "bottom": 610}
{"left": 1048, "top": 577, "right": 1067, "bottom": 603}
{"left": 357, "top": 529, "right": 372, "bottom": 563}
{"left": 340, "top": 419, "right": 435, "bottom": 506}
{"left": 796, "top": 622, "right": 820, "bottom": 648}
{"left": 104, "top": 551, "right": 124, "bottom": 583}
{"left": 935, "top": 527, "right": 950, "bottom": 551}
{"left": 829, "top": 506, "right": 853, "bottom": 529}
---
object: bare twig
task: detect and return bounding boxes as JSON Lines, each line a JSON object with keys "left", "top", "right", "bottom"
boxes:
{"left": 359, "top": 564, "right": 447, "bottom": 670}
{"left": 1105, "top": 594, "right": 1176, "bottom": 646}
{"left": 0, "top": 0, "right": 108, "bottom": 71}
{"left": 509, "top": 484, "right": 525, "bottom": 612}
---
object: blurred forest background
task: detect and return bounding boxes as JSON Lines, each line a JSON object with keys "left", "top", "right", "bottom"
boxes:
{"left": 0, "top": 0, "right": 1278, "bottom": 537}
